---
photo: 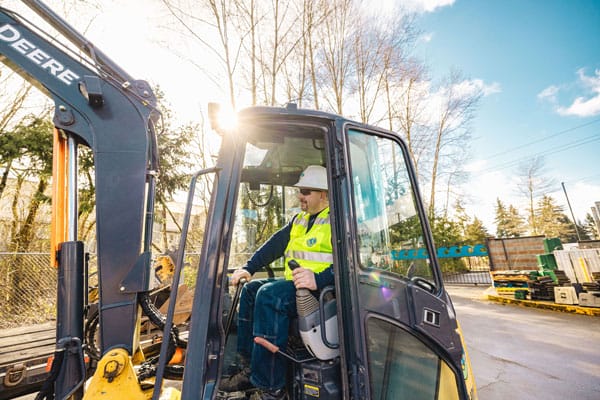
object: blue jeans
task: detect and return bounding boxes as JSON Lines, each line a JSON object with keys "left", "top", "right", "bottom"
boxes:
{"left": 237, "top": 278, "right": 297, "bottom": 390}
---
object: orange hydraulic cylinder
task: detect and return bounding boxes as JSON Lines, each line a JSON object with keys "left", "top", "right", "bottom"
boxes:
{"left": 50, "top": 128, "right": 68, "bottom": 268}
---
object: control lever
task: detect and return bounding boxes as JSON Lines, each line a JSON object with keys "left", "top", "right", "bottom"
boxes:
{"left": 225, "top": 275, "right": 247, "bottom": 342}
{"left": 289, "top": 260, "right": 339, "bottom": 360}
{"left": 288, "top": 260, "right": 315, "bottom": 303}
{"left": 254, "top": 337, "right": 315, "bottom": 363}
{"left": 288, "top": 259, "right": 300, "bottom": 270}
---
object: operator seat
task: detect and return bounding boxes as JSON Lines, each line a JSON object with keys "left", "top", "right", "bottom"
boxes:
{"left": 294, "top": 285, "right": 339, "bottom": 361}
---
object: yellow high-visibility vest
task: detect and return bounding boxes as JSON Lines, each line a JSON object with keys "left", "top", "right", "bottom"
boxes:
{"left": 284, "top": 207, "right": 333, "bottom": 280}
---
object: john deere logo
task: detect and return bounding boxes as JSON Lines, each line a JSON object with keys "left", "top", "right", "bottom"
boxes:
{"left": 307, "top": 238, "right": 316, "bottom": 247}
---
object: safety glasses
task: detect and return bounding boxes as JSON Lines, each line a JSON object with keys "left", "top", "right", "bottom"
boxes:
{"left": 299, "top": 188, "right": 319, "bottom": 196}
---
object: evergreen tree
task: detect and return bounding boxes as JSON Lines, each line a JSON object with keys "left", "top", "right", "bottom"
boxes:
{"left": 505, "top": 205, "right": 526, "bottom": 237}
{"left": 535, "top": 195, "right": 575, "bottom": 241}
{"left": 562, "top": 219, "right": 590, "bottom": 243}
{"left": 464, "top": 217, "right": 489, "bottom": 244}
{"left": 430, "top": 215, "right": 465, "bottom": 272}
{"left": 452, "top": 199, "right": 488, "bottom": 244}
{"left": 431, "top": 215, "right": 463, "bottom": 246}
{"left": 453, "top": 199, "right": 470, "bottom": 236}
{"left": 494, "top": 199, "right": 525, "bottom": 238}
{"left": 583, "top": 213, "right": 598, "bottom": 240}
{"left": 494, "top": 198, "right": 509, "bottom": 237}
{"left": 575, "top": 221, "right": 591, "bottom": 241}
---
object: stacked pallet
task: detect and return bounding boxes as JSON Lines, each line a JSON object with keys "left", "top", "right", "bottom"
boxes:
{"left": 582, "top": 272, "right": 600, "bottom": 292}
{"left": 582, "top": 281, "right": 600, "bottom": 292}
{"left": 580, "top": 272, "right": 600, "bottom": 307}
{"left": 528, "top": 276, "right": 557, "bottom": 301}
{"left": 491, "top": 270, "right": 534, "bottom": 297}
{"left": 552, "top": 270, "right": 571, "bottom": 286}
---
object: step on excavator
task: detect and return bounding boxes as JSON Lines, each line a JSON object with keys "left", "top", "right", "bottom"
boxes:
{"left": 0, "top": 1, "right": 477, "bottom": 399}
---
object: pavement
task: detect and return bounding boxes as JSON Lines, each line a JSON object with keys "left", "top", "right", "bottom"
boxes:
{"left": 446, "top": 284, "right": 600, "bottom": 317}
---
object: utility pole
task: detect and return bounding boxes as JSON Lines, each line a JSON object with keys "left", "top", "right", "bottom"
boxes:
{"left": 561, "top": 182, "right": 581, "bottom": 242}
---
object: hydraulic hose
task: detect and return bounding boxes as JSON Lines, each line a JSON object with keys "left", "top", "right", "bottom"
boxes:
{"left": 137, "top": 292, "right": 185, "bottom": 380}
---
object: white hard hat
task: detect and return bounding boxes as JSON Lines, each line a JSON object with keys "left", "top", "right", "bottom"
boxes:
{"left": 294, "top": 165, "right": 328, "bottom": 191}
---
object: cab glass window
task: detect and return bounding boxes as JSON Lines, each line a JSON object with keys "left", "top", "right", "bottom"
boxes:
{"left": 229, "top": 134, "right": 326, "bottom": 272}
{"left": 366, "top": 317, "right": 460, "bottom": 399}
{"left": 348, "top": 129, "right": 434, "bottom": 281}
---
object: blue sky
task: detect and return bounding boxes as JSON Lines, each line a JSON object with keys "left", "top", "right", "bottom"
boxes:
{"left": 414, "top": 0, "right": 600, "bottom": 230}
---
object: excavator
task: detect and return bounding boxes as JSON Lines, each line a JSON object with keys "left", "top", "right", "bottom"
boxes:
{"left": 0, "top": 1, "right": 477, "bottom": 399}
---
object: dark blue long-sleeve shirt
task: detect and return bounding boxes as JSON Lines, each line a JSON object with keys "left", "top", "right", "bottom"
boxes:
{"left": 243, "top": 213, "right": 334, "bottom": 290}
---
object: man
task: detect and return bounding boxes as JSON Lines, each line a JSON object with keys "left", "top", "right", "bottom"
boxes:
{"left": 220, "top": 165, "right": 334, "bottom": 400}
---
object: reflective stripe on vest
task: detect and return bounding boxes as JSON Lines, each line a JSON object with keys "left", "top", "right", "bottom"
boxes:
{"left": 284, "top": 207, "right": 332, "bottom": 280}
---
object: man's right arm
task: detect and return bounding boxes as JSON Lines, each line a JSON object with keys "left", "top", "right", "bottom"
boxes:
{"left": 244, "top": 220, "right": 292, "bottom": 275}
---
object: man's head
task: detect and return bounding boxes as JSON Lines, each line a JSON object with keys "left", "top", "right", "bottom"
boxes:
{"left": 294, "top": 165, "right": 329, "bottom": 214}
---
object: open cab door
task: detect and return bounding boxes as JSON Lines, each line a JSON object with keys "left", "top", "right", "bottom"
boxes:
{"left": 336, "top": 124, "right": 477, "bottom": 399}
{"left": 178, "top": 105, "right": 475, "bottom": 399}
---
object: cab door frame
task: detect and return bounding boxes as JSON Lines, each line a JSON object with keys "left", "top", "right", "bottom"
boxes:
{"left": 329, "top": 122, "right": 471, "bottom": 399}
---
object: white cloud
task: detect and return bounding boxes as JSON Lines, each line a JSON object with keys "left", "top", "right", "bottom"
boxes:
{"left": 441, "top": 78, "right": 501, "bottom": 100}
{"left": 424, "top": 78, "right": 499, "bottom": 121}
{"left": 557, "top": 94, "right": 600, "bottom": 117}
{"left": 362, "top": 0, "right": 454, "bottom": 18}
{"left": 548, "top": 68, "right": 600, "bottom": 117}
{"left": 398, "top": 77, "right": 500, "bottom": 136}
{"left": 383, "top": 0, "right": 455, "bottom": 14}
{"left": 415, "top": 0, "right": 456, "bottom": 13}
{"left": 420, "top": 32, "right": 434, "bottom": 43}
{"left": 537, "top": 85, "right": 559, "bottom": 101}
{"left": 471, "top": 79, "right": 501, "bottom": 97}
{"left": 464, "top": 159, "right": 488, "bottom": 173}
{"left": 578, "top": 67, "right": 600, "bottom": 90}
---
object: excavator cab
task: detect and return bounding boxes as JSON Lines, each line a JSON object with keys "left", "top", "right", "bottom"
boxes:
{"left": 173, "top": 104, "right": 476, "bottom": 399}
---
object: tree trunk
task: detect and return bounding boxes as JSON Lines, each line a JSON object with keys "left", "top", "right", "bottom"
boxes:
{"left": 308, "top": 5, "right": 319, "bottom": 110}
{"left": 0, "top": 159, "right": 13, "bottom": 200}
{"left": 429, "top": 123, "right": 444, "bottom": 219}
{"left": 9, "top": 176, "right": 24, "bottom": 252}
{"left": 13, "top": 177, "right": 49, "bottom": 253}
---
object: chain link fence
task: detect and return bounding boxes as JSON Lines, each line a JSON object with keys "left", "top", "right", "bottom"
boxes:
{"left": 0, "top": 253, "right": 56, "bottom": 329}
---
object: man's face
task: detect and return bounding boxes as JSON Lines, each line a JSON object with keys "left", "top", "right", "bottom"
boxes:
{"left": 297, "top": 188, "right": 326, "bottom": 215}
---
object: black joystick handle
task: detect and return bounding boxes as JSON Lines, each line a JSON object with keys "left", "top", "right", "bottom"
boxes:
{"left": 288, "top": 260, "right": 300, "bottom": 270}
